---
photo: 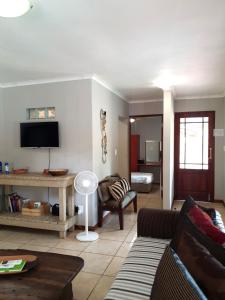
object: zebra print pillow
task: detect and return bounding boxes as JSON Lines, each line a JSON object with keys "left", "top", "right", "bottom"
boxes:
{"left": 108, "top": 181, "right": 125, "bottom": 201}
{"left": 119, "top": 178, "right": 130, "bottom": 193}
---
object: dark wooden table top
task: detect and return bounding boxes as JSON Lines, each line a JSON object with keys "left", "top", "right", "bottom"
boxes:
{"left": 0, "top": 249, "right": 84, "bottom": 300}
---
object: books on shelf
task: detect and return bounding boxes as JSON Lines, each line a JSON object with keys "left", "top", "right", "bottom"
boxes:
{"left": 0, "top": 259, "right": 26, "bottom": 273}
{"left": 8, "top": 193, "right": 24, "bottom": 213}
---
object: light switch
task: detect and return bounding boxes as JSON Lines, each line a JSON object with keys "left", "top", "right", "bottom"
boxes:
{"left": 214, "top": 129, "right": 224, "bottom": 137}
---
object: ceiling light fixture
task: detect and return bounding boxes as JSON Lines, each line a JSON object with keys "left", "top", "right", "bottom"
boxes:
{"left": 153, "top": 71, "right": 187, "bottom": 90}
{"left": 0, "top": 0, "right": 32, "bottom": 18}
{"left": 130, "top": 118, "right": 136, "bottom": 123}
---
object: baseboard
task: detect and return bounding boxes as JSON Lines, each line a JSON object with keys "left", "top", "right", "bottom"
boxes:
{"left": 213, "top": 199, "right": 225, "bottom": 208}
{"left": 75, "top": 224, "right": 98, "bottom": 231}
{"left": 213, "top": 199, "right": 224, "bottom": 203}
{"left": 75, "top": 211, "right": 112, "bottom": 231}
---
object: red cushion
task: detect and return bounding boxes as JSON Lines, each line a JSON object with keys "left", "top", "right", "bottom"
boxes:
{"left": 188, "top": 206, "right": 225, "bottom": 247}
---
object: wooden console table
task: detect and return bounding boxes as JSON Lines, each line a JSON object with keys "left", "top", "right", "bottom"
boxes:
{"left": 0, "top": 173, "right": 76, "bottom": 238}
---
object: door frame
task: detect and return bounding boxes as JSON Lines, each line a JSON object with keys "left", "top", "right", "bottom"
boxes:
{"left": 174, "top": 111, "right": 215, "bottom": 201}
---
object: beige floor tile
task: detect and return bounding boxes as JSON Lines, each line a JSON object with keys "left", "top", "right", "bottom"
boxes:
{"left": 72, "top": 271, "right": 100, "bottom": 300}
{"left": 124, "top": 213, "right": 138, "bottom": 224}
{"left": 48, "top": 248, "right": 81, "bottom": 257}
{"left": 88, "top": 275, "right": 115, "bottom": 300}
{"left": 28, "top": 237, "right": 59, "bottom": 247}
{"left": 116, "top": 242, "right": 133, "bottom": 258}
{"left": 80, "top": 252, "right": 113, "bottom": 275}
{"left": 66, "top": 230, "right": 83, "bottom": 240}
{"left": 4, "top": 232, "right": 34, "bottom": 244}
{"left": 0, "top": 241, "right": 25, "bottom": 249}
{"left": 20, "top": 244, "right": 50, "bottom": 252}
{"left": 99, "top": 230, "right": 129, "bottom": 242}
{"left": 55, "top": 239, "right": 90, "bottom": 252}
{"left": 130, "top": 223, "right": 137, "bottom": 232}
{"left": 0, "top": 230, "right": 15, "bottom": 241}
{"left": 84, "top": 239, "right": 122, "bottom": 256}
{"left": 125, "top": 231, "right": 137, "bottom": 243}
{"left": 104, "top": 256, "right": 125, "bottom": 276}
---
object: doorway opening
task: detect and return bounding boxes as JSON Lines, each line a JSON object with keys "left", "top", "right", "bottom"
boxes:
{"left": 129, "top": 115, "right": 163, "bottom": 202}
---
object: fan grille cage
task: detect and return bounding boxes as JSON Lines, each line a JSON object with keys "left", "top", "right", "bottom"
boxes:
{"left": 74, "top": 171, "right": 98, "bottom": 195}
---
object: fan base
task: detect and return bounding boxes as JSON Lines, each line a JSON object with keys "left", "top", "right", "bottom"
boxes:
{"left": 76, "top": 231, "right": 99, "bottom": 242}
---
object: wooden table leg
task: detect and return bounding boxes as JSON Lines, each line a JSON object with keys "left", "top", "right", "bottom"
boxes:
{"left": 68, "top": 184, "right": 75, "bottom": 232}
{"left": 59, "top": 187, "right": 67, "bottom": 238}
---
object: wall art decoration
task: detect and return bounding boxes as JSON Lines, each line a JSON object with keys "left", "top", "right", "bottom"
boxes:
{"left": 100, "top": 109, "right": 107, "bottom": 163}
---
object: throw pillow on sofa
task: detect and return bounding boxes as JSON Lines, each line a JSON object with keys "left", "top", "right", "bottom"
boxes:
{"left": 151, "top": 245, "right": 207, "bottom": 300}
{"left": 188, "top": 205, "right": 225, "bottom": 247}
{"left": 108, "top": 181, "right": 125, "bottom": 201}
{"left": 119, "top": 178, "right": 130, "bottom": 193}
{"left": 174, "top": 231, "right": 225, "bottom": 300}
{"left": 170, "top": 214, "right": 225, "bottom": 265}
{"left": 180, "top": 195, "right": 217, "bottom": 224}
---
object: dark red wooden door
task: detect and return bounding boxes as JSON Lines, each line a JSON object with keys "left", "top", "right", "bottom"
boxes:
{"left": 130, "top": 135, "right": 140, "bottom": 172}
{"left": 174, "top": 111, "right": 215, "bottom": 201}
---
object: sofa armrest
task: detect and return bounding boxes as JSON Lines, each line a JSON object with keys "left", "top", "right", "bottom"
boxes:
{"left": 137, "top": 208, "right": 180, "bottom": 239}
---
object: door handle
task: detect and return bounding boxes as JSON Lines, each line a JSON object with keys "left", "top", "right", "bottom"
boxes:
{"left": 209, "top": 148, "right": 212, "bottom": 160}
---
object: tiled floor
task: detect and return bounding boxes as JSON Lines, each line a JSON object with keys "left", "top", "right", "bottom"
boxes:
{"left": 0, "top": 185, "right": 225, "bottom": 300}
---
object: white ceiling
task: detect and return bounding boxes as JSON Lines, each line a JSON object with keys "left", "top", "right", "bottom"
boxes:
{"left": 1, "top": 0, "right": 225, "bottom": 101}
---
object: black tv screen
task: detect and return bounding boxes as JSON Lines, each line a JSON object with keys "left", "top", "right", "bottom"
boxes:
{"left": 20, "top": 122, "right": 59, "bottom": 148}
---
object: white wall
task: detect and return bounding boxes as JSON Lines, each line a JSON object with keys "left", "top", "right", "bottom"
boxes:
{"left": 129, "top": 101, "right": 163, "bottom": 116}
{"left": 92, "top": 80, "right": 129, "bottom": 181}
{"left": 0, "top": 88, "right": 4, "bottom": 209}
{"left": 2, "top": 80, "right": 93, "bottom": 172}
{"left": 224, "top": 100, "right": 225, "bottom": 204}
{"left": 1, "top": 79, "right": 96, "bottom": 224}
{"left": 163, "top": 91, "right": 174, "bottom": 209}
{"left": 1, "top": 79, "right": 129, "bottom": 227}
{"left": 118, "top": 117, "right": 129, "bottom": 179}
{"left": 0, "top": 88, "right": 5, "bottom": 160}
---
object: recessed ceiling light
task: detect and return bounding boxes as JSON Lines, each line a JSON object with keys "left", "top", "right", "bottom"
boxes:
{"left": 130, "top": 118, "right": 136, "bottom": 123}
{"left": 0, "top": 0, "right": 32, "bottom": 18}
{"left": 153, "top": 71, "right": 187, "bottom": 90}
{"left": 153, "top": 77, "right": 173, "bottom": 90}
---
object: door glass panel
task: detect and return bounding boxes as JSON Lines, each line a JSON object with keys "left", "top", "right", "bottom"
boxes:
{"left": 184, "top": 164, "right": 203, "bottom": 169}
{"left": 179, "top": 117, "right": 208, "bottom": 170}
{"left": 186, "top": 122, "right": 202, "bottom": 164}
{"left": 185, "top": 117, "right": 203, "bottom": 123}
{"left": 179, "top": 123, "right": 185, "bottom": 164}
{"left": 203, "top": 123, "right": 208, "bottom": 165}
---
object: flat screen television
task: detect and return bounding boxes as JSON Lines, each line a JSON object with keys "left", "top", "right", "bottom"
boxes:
{"left": 20, "top": 122, "right": 59, "bottom": 148}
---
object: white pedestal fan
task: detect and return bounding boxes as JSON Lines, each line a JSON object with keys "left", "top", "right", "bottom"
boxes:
{"left": 74, "top": 171, "right": 99, "bottom": 242}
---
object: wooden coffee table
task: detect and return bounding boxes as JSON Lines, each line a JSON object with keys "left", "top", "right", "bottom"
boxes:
{"left": 0, "top": 249, "right": 84, "bottom": 300}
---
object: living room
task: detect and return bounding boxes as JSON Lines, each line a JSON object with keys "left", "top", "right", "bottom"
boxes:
{"left": 0, "top": 1, "right": 225, "bottom": 300}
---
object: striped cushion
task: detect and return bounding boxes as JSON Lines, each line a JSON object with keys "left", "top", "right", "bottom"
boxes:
{"left": 120, "top": 178, "right": 130, "bottom": 193}
{"left": 104, "top": 237, "right": 170, "bottom": 300}
{"left": 151, "top": 246, "right": 207, "bottom": 300}
{"left": 108, "top": 181, "right": 125, "bottom": 201}
{"left": 214, "top": 210, "right": 225, "bottom": 233}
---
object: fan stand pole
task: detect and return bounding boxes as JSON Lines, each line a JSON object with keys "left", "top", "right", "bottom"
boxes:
{"left": 85, "top": 194, "right": 88, "bottom": 236}
{"left": 76, "top": 193, "right": 99, "bottom": 242}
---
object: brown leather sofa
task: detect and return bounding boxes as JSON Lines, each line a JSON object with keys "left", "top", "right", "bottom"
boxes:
{"left": 105, "top": 207, "right": 225, "bottom": 299}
